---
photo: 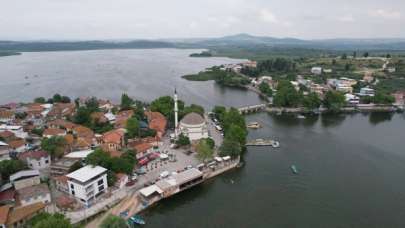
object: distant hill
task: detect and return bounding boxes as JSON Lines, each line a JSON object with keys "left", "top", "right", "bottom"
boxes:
{"left": 0, "top": 40, "right": 175, "bottom": 52}
{"left": 179, "top": 34, "right": 405, "bottom": 51}
{"left": 1, "top": 34, "right": 405, "bottom": 53}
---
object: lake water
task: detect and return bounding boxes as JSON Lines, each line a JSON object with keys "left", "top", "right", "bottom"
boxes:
{"left": 1, "top": 49, "right": 405, "bottom": 227}
{"left": 0, "top": 49, "right": 261, "bottom": 107}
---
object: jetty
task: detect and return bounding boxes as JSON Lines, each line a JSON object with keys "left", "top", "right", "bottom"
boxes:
{"left": 245, "top": 138, "right": 280, "bottom": 147}
{"left": 238, "top": 104, "right": 267, "bottom": 115}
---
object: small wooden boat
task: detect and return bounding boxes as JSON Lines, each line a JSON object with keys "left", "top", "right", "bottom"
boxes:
{"left": 129, "top": 215, "right": 146, "bottom": 225}
{"left": 247, "top": 122, "right": 262, "bottom": 129}
{"left": 291, "top": 165, "right": 298, "bottom": 174}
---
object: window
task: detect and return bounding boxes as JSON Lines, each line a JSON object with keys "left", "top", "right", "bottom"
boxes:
{"left": 45, "top": 160, "right": 49, "bottom": 164}
{"left": 98, "top": 185, "right": 104, "bottom": 192}
{"left": 70, "top": 184, "right": 74, "bottom": 189}
{"left": 97, "top": 179, "right": 104, "bottom": 185}
{"left": 71, "top": 190, "right": 75, "bottom": 195}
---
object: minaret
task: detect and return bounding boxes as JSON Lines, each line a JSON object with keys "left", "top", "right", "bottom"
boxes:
{"left": 174, "top": 88, "right": 179, "bottom": 136}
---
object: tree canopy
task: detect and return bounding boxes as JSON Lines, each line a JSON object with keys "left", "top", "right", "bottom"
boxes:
{"left": 41, "top": 136, "right": 67, "bottom": 159}
{"left": 28, "top": 212, "right": 72, "bottom": 228}
{"left": 0, "top": 159, "right": 27, "bottom": 180}
{"left": 219, "top": 137, "right": 242, "bottom": 158}
{"left": 120, "top": 93, "right": 134, "bottom": 110}
{"left": 302, "top": 92, "right": 322, "bottom": 110}
{"left": 273, "top": 80, "right": 302, "bottom": 107}
{"left": 126, "top": 117, "right": 140, "bottom": 138}
{"left": 258, "top": 82, "right": 273, "bottom": 97}
{"left": 101, "top": 214, "right": 127, "bottom": 228}
{"left": 196, "top": 139, "right": 214, "bottom": 162}
{"left": 176, "top": 133, "right": 190, "bottom": 146}
{"left": 323, "top": 91, "right": 346, "bottom": 112}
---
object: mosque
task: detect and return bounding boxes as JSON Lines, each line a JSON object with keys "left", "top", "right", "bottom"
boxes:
{"left": 174, "top": 89, "right": 209, "bottom": 141}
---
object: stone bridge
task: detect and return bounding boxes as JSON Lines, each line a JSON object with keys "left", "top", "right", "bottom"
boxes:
{"left": 238, "top": 104, "right": 267, "bottom": 114}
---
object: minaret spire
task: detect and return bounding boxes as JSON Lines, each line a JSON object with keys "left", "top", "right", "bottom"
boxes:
{"left": 174, "top": 88, "right": 179, "bottom": 137}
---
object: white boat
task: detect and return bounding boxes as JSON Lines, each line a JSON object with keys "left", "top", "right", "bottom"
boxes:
{"left": 271, "top": 141, "right": 280, "bottom": 148}
{"left": 297, "top": 115, "right": 306, "bottom": 119}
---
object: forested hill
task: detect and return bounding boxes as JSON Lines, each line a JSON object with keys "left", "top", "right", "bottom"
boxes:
{"left": 0, "top": 40, "right": 175, "bottom": 52}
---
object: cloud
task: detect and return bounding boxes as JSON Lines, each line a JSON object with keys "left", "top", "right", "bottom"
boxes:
{"left": 189, "top": 21, "right": 198, "bottom": 29}
{"left": 369, "top": 9, "right": 401, "bottom": 19}
{"left": 259, "top": 9, "right": 278, "bottom": 23}
{"left": 338, "top": 15, "right": 355, "bottom": 22}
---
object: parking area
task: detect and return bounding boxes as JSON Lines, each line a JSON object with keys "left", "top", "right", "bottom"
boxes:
{"left": 134, "top": 137, "right": 201, "bottom": 186}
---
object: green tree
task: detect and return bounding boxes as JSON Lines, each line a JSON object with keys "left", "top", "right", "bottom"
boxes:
{"left": 212, "top": 106, "right": 226, "bottom": 122}
{"left": 363, "top": 52, "right": 369, "bottom": 58}
{"left": 41, "top": 136, "right": 67, "bottom": 159}
{"left": 101, "top": 214, "right": 127, "bottom": 228}
{"left": 219, "top": 138, "right": 242, "bottom": 158}
{"left": 273, "top": 80, "right": 302, "bottom": 107}
{"left": 126, "top": 117, "right": 140, "bottom": 138}
{"left": 302, "top": 92, "right": 322, "bottom": 110}
{"left": 323, "top": 91, "right": 346, "bottom": 112}
{"left": 226, "top": 124, "right": 248, "bottom": 145}
{"left": 373, "top": 92, "right": 395, "bottom": 104}
{"left": 60, "top": 96, "right": 71, "bottom": 103}
{"left": 176, "top": 133, "right": 190, "bottom": 146}
{"left": 52, "top": 93, "right": 62, "bottom": 103}
{"left": 205, "top": 137, "right": 215, "bottom": 149}
{"left": 120, "top": 93, "right": 134, "bottom": 110}
{"left": 85, "top": 148, "right": 112, "bottom": 168}
{"left": 258, "top": 82, "right": 273, "bottom": 97}
{"left": 182, "top": 104, "right": 205, "bottom": 116}
{"left": 85, "top": 97, "right": 100, "bottom": 113}
{"left": 74, "top": 106, "right": 91, "bottom": 125}
{"left": 222, "top": 108, "right": 246, "bottom": 133}
{"left": 0, "top": 159, "right": 27, "bottom": 180}
{"left": 196, "top": 139, "right": 214, "bottom": 162}
{"left": 34, "top": 97, "right": 46, "bottom": 104}
{"left": 29, "top": 212, "right": 72, "bottom": 228}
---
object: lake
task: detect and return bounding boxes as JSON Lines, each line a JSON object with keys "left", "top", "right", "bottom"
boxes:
{"left": 1, "top": 49, "right": 404, "bottom": 227}
{"left": 0, "top": 48, "right": 262, "bottom": 107}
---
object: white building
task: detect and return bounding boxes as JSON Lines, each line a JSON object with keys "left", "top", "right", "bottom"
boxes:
{"left": 66, "top": 165, "right": 108, "bottom": 205}
{"left": 0, "top": 141, "right": 10, "bottom": 161}
{"left": 179, "top": 113, "right": 209, "bottom": 141}
{"left": 0, "top": 125, "right": 28, "bottom": 139}
{"left": 311, "top": 67, "right": 323, "bottom": 75}
{"left": 10, "top": 170, "right": 41, "bottom": 190}
{"left": 19, "top": 151, "right": 51, "bottom": 170}
{"left": 345, "top": 94, "right": 360, "bottom": 104}
{"left": 359, "top": 88, "right": 375, "bottom": 97}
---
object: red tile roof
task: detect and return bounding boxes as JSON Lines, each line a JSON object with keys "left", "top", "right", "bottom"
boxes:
{"left": 53, "top": 175, "right": 69, "bottom": 184}
{"left": 18, "top": 150, "right": 49, "bottom": 161}
{"left": 145, "top": 111, "right": 167, "bottom": 138}
{"left": 102, "top": 129, "right": 125, "bottom": 144}
{"left": 6, "top": 202, "right": 45, "bottom": 225}
{"left": 0, "top": 189, "right": 16, "bottom": 202}
{"left": 43, "top": 128, "right": 66, "bottom": 136}
{"left": 0, "top": 205, "right": 10, "bottom": 225}
{"left": 8, "top": 139, "right": 25, "bottom": 149}
{"left": 0, "top": 131, "right": 14, "bottom": 139}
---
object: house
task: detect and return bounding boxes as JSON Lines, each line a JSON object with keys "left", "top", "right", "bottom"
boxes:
{"left": 363, "top": 72, "right": 374, "bottom": 83}
{"left": 17, "top": 184, "right": 51, "bottom": 207}
{"left": 0, "top": 142, "right": 10, "bottom": 161}
{"left": 0, "top": 131, "right": 15, "bottom": 143}
{"left": 102, "top": 129, "right": 125, "bottom": 152}
{"left": 73, "top": 125, "right": 94, "bottom": 139}
{"left": 0, "top": 189, "right": 16, "bottom": 206}
{"left": 311, "top": 67, "right": 323, "bottom": 75}
{"left": 98, "top": 100, "right": 114, "bottom": 112}
{"left": 73, "top": 137, "right": 93, "bottom": 151}
{"left": 47, "top": 119, "right": 76, "bottom": 132}
{"left": 115, "top": 173, "right": 129, "bottom": 189}
{"left": 42, "top": 128, "right": 66, "bottom": 138}
{"left": 53, "top": 176, "right": 69, "bottom": 193}
{"left": 4, "top": 202, "right": 45, "bottom": 228}
{"left": 335, "top": 84, "right": 353, "bottom": 94}
{"left": 47, "top": 103, "right": 76, "bottom": 120}
{"left": 104, "top": 112, "right": 116, "bottom": 123}
{"left": 7, "top": 139, "right": 28, "bottom": 153}
{"left": 0, "top": 110, "right": 14, "bottom": 124}
{"left": 0, "top": 205, "right": 10, "bottom": 228}
{"left": 392, "top": 91, "right": 405, "bottom": 107}
{"left": 359, "top": 87, "right": 375, "bottom": 97}
{"left": 90, "top": 112, "right": 108, "bottom": 124}
{"left": 139, "top": 168, "right": 203, "bottom": 202}
{"left": 9, "top": 170, "right": 40, "bottom": 190}
{"left": 0, "top": 125, "right": 27, "bottom": 139}
{"left": 145, "top": 111, "right": 167, "bottom": 139}
{"left": 345, "top": 94, "right": 360, "bottom": 104}
{"left": 131, "top": 141, "right": 154, "bottom": 159}
{"left": 50, "top": 158, "right": 80, "bottom": 176}
{"left": 18, "top": 151, "right": 50, "bottom": 170}
{"left": 114, "top": 110, "right": 134, "bottom": 128}
{"left": 241, "top": 60, "right": 257, "bottom": 68}
{"left": 66, "top": 165, "right": 108, "bottom": 205}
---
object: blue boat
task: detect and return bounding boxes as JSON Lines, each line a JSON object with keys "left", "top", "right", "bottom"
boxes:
{"left": 129, "top": 215, "right": 146, "bottom": 225}
{"left": 291, "top": 165, "right": 298, "bottom": 174}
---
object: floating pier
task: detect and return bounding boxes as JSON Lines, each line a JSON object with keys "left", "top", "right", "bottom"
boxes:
{"left": 245, "top": 138, "right": 280, "bottom": 147}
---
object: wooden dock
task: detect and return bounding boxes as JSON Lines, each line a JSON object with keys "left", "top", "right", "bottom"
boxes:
{"left": 245, "top": 139, "right": 280, "bottom": 147}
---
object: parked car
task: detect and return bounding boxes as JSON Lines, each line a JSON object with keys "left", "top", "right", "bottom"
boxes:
{"left": 159, "top": 171, "right": 170, "bottom": 179}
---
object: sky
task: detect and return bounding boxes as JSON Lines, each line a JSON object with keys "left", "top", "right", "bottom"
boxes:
{"left": 0, "top": 0, "right": 404, "bottom": 40}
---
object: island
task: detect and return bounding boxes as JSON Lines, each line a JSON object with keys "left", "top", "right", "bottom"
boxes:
{"left": 189, "top": 51, "right": 212, "bottom": 57}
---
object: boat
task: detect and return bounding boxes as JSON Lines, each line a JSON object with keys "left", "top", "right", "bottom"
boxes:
{"left": 129, "top": 215, "right": 146, "bottom": 225}
{"left": 297, "top": 114, "right": 306, "bottom": 119}
{"left": 291, "top": 165, "right": 298, "bottom": 174}
{"left": 247, "top": 122, "right": 262, "bottom": 129}
{"left": 271, "top": 141, "right": 280, "bottom": 148}
{"left": 236, "top": 162, "right": 244, "bottom": 168}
